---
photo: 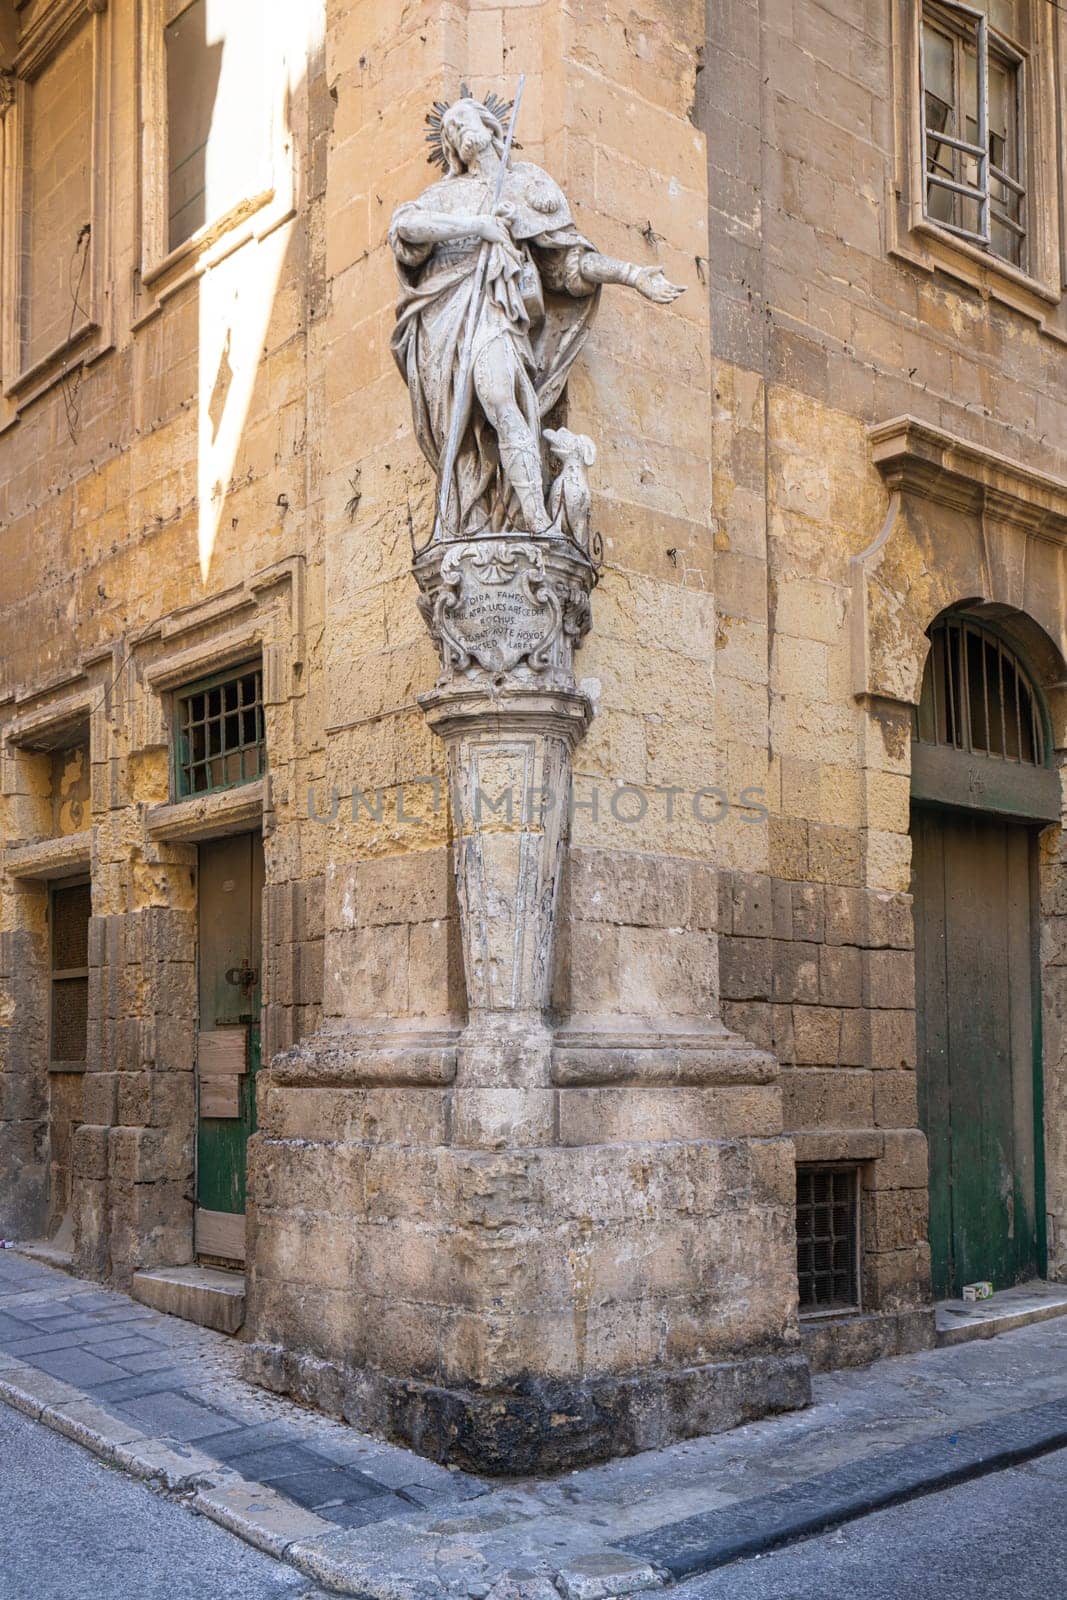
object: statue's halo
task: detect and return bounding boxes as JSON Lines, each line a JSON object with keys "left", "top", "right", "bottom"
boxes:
{"left": 424, "top": 84, "right": 516, "bottom": 170}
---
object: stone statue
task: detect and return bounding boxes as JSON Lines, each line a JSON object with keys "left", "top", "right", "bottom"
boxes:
{"left": 395, "top": 87, "right": 687, "bottom": 1138}
{"left": 389, "top": 87, "right": 683, "bottom": 541}
{"left": 543, "top": 426, "right": 596, "bottom": 551}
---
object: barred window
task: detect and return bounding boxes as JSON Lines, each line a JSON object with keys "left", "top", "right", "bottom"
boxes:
{"left": 913, "top": 618, "right": 1046, "bottom": 766}
{"left": 50, "top": 881, "right": 90, "bottom": 1068}
{"left": 175, "top": 666, "right": 266, "bottom": 798}
{"left": 921, "top": 2, "right": 1025, "bottom": 267}
{"left": 796, "top": 1166, "right": 861, "bottom": 1313}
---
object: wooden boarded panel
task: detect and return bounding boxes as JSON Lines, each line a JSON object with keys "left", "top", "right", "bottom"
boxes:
{"left": 197, "top": 1029, "right": 247, "bottom": 1076}
{"left": 913, "top": 810, "right": 952, "bottom": 1299}
{"left": 196, "top": 832, "right": 263, "bottom": 1265}
{"left": 195, "top": 1207, "right": 246, "bottom": 1261}
{"left": 199, "top": 1076, "right": 241, "bottom": 1118}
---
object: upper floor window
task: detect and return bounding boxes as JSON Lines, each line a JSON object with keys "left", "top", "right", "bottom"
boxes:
{"left": 889, "top": 0, "right": 1062, "bottom": 314}
{"left": 163, "top": 0, "right": 265, "bottom": 253}
{"left": 921, "top": 2, "right": 1025, "bottom": 268}
{"left": 0, "top": 0, "right": 113, "bottom": 407}
{"left": 139, "top": 0, "right": 289, "bottom": 292}
{"left": 175, "top": 665, "right": 265, "bottom": 798}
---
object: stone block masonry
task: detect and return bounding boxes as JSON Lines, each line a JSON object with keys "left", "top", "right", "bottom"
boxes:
{"left": 3, "top": 0, "right": 1065, "bottom": 1482}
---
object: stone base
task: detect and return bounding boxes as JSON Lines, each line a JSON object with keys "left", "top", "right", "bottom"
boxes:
{"left": 248, "top": 1009, "right": 808, "bottom": 1472}
{"left": 801, "top": 1307, "right": 935, "bottom": 1373}
{"left": 132, "top": 1265, "right": 246, "bottom": 1335}
{"left": 935, "top": 1279, "right": 1067, "bottom": 1347}
{"left": 244, "top": 1340, "right": 812, "bottom": 1474}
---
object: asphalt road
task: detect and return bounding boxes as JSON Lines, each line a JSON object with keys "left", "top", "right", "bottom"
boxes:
{"left": 0, "top": 1405, "right": 324, "bottom": 1600}
{"left": 676, "top": 1445, "right": 1067, "bottom": 1600}
{"left": 5, "top": 1399, "right": 1067, "bottom": 1599}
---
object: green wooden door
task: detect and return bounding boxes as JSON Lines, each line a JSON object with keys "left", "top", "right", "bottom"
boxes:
{"left": 912, "top": 807, "right": 1043, "bottom": 1298}
{"left": 196, "top": 832, "right": 263, "bottom": 1263}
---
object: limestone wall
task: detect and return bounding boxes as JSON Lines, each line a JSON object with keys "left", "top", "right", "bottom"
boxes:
{"left": 0, "top": 0, "right": 329, "bottom": 1271}
{"left": 0, "top": 0, "right": 1065, "bottom": 1436}
{"left": 702, "top": 0, "right": 1067, "bottom": 1358}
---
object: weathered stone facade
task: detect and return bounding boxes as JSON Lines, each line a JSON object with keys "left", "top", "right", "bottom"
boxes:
{"left": 2, "top": 0, "right": 1066, "bottom": 1470}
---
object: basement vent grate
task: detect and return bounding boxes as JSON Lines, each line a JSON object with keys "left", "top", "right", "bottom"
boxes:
{"left": 796, "top": 1164, "right": 860, "bottom": 1314}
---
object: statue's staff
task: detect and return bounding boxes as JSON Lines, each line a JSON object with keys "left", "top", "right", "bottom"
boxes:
{"left": 431, "top": 74, "right": 526, "bottom": 546}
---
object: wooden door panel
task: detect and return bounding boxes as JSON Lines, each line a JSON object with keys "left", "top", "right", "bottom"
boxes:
{"left": 913, "top": 807, "right": 1040, "bottom": 1298}
{"left": 195, "top": 832, "right": 263, "bottom": 1263}
{"left": 1006, "top": 826, "right": 1038, "bottom": 1267}
{"left": 914, "top": 812, "right": 952, "bottom": 1297}
{"left": 945, "top": 817, "right": 1014, "bottom": 1292}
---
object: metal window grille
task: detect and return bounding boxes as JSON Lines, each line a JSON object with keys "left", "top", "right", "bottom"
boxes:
{"left": 912, "top": 618, "right": 1046, "bottom": 767}
{"left": 796, "top": 1165, "right": 860, "bottom": 1313}
{"left": 920, "top": 2, "right": 1026, "bottom": 268}
{"left": 175, "top": 666, "right": 266, "bottom": 798}
{"left": 50, "top": 881, "right": 90, "bottom": 1067}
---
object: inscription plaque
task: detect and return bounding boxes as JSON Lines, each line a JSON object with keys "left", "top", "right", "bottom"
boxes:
{"left": 432, "top": 541, "right": 560, "bottom": 675}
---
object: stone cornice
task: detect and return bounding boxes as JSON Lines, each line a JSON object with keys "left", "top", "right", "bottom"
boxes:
{"left": 3, "top": 828, "right": 92, "bottom": 880}
{"left": 5, "top": 686, "right": 93, "bottom": 749}
{"left": 15, "top": 0, "right": 105, "bottom": 76}
{"left": 868, "top": 416, "right": 1067, "bottom": 543}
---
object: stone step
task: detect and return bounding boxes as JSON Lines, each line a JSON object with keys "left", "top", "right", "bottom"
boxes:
{"left": 131, "top": 1264, "right": 246, "bottom": 1334}
{"left": 935, "top": 1279, "right": 1067, "bottom": 1347}
{"left": 11, "top": 1241, "right": 75, "bottom": 1274}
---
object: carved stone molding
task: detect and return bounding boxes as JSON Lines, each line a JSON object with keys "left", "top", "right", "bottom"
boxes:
{"left": 869, "top": 416, "right": 1067, "bottom": 541}
{"left": 854, "top": 417, "right": 1067, "bottom": 708}
{"left": 414, "top": 536, "right": 594, "bottom": 689}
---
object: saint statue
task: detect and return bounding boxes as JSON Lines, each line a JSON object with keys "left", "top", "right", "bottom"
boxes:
{"left": 389, "top": 89, "right": 683, "bottom": 541}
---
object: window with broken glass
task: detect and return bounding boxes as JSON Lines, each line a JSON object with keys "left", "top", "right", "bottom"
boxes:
{"left": 920, "top": 2, "right": 1026, "bottom": 268}
{"left": 174, "top": 665, "right": 266, "bottom": 798}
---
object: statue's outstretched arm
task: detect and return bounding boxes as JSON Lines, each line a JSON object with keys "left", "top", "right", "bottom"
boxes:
{"left": 579, "top": 250, "right": 684, "bottom": 304}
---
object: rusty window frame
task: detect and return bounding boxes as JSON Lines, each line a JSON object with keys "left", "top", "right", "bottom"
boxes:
{"left": 919, "top": 1, "right": 1027, "bottom": 268}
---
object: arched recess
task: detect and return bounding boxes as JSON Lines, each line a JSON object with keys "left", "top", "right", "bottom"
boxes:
{"left": 912, "top": 608, "right": 1064, "bottom": 822}
{"left": 854, "top": 416, "right": 1067, "bottom": 1290}
{"left": 911, "top": 611, "right": 1058, "bottom": 1299}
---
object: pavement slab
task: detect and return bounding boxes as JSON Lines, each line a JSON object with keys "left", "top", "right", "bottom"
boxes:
{"left": 4, "top": 1250, "right": 1067, "bottom": 1597}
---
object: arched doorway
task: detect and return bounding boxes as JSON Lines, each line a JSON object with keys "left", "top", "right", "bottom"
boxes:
{"left": 911, "top": 615, "right": 1056, "bottom": 1299}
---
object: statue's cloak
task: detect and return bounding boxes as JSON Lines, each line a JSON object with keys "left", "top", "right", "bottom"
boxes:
{"left": 390, "top": 160, "right": 602, "bottom": 534}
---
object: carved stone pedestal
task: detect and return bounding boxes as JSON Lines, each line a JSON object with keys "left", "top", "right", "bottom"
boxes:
{"left": 244, "top": 531, "right": 809, "bottom": 1470}
{"left": 414, "top": 536, "right": 595, "bottom": 1148}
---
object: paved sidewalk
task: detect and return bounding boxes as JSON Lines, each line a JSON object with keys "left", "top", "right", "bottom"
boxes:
{"left": 2, "top": 1251, "right": 1067, "bottom": 1598}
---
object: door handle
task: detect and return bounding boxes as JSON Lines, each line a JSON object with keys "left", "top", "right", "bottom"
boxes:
{"left": 225, "top": 960, "right": 259, "bottom": 992}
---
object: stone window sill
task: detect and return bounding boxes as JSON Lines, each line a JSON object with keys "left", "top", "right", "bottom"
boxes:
{"left": 3, "top": 830, "right": 93, "bottom": 882}
{"left": 890, "top": 217, "right": 1066, "bottom": 348}
{"left": 146, "top": 777, "right": 267, "bottom": 843}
